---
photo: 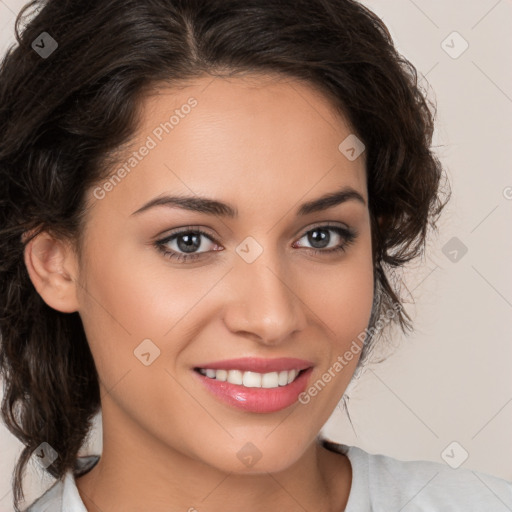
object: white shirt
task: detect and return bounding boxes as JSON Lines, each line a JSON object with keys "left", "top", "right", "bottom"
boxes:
{"left": 25, "top": 440, "right": 512, "bottom": 511}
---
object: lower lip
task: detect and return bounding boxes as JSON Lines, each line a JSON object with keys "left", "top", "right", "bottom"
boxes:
{"left": 193, "top": 367, "right": 313, "bottom": 413}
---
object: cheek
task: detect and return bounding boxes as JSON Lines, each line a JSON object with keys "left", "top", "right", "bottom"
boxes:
{"left": 300, "top": 231, "right": 375, "bottom": 346}
{"left": 76, "top": 234, "right": 204, "bottom": 382}
{"left": 293, "top": 242, "right": 374, "bottom": 418}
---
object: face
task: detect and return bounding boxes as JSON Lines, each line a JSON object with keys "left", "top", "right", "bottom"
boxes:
{"left": 72, "top": 74, "right": 374, "bottom": 474}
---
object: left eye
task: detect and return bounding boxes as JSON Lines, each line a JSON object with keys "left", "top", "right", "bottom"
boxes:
{"left": 293, "top": 225, "right": 354, "bottom": 251}
{"left": 155, "top": 224, "right": 356, "bottom": 263}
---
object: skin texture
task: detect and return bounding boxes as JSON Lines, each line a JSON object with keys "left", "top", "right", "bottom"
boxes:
{"left": 24, "top": 74, "right": 375, "bottom": 512}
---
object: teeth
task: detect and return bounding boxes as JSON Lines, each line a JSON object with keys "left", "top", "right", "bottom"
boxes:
{"left": 242, "top": 371, "right": 261, "bottom": 388}
{"left": 287, "top": 369, "right": 298, "bottom": 384}
{"left": 261, "top": 372, "right": 279, "bottom": 388}
{"left": 215, "top": 369, "right": 228, "bottom": 381}
{"left": 198, "top": 368, "right": 303, "bottom": 388}
{"left": 227, "top": 369, "right": 243, "bottom": 385}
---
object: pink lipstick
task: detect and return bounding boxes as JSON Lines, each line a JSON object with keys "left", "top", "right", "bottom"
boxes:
{"left": 193, "top": 357, "right": 314, "bottom": 413}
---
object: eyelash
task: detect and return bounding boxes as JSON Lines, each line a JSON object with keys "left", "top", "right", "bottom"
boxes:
{"left": 154, "top": 224, "right": 357, "bottom": 263}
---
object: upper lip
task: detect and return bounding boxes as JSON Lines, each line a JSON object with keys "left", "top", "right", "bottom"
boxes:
{"left": 194, "top": 357, "right": 314, "bottom": 373}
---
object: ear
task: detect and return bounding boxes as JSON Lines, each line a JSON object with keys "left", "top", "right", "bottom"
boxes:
{"left": 23, "top": 231, "right": 80, "bottom": 313}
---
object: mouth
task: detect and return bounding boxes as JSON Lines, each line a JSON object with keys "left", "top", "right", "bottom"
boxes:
{"left": 194, "top": 367, "right": 307, "bottom": 388}
{"left": 192, "top": 357, "right": 314, "bottom": 413}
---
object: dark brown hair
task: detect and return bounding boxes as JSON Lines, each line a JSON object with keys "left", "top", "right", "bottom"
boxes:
{"left": 0, "top": 0, "right": 449, "bottom": 509}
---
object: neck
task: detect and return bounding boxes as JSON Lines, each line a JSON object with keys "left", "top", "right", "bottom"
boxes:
{"left": 76, "top": 408, "right": 351, "bottom": 512}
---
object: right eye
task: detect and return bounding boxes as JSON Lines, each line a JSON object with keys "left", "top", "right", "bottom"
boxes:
{"left": 154, "top": 228, "right": 223, "bottom": 263}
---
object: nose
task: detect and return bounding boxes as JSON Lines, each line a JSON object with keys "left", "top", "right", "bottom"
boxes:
{"left": 222, "top": 247, "right": 308, "bottom": 346}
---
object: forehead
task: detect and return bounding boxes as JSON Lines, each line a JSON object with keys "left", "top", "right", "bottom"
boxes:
{"left": 87, "top": 74, "right": 367, "bottom": 219}
{"left": 139, "top": 73, "right": 355, "bottom": 157}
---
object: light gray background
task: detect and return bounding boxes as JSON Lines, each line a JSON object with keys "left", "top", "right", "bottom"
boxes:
{"left": 1, "top": 0, "right": 511, "bottom": 509}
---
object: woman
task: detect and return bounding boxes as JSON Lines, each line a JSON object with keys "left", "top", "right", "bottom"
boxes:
{"left": 0, "top": 0, "right": 510, "bottom": 511}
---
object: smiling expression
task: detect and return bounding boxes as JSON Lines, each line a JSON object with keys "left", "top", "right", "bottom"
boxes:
{"left": 72, "top": 73, "right": 375, "bottom": 474}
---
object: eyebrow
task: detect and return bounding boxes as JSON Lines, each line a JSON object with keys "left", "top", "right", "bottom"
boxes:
{"left": 130, "top": 186, "right": 366, "bottom": 218}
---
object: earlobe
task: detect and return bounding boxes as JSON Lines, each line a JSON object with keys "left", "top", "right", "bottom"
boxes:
{"left": 23, "top": 232, "right": 80, "bottom": 313}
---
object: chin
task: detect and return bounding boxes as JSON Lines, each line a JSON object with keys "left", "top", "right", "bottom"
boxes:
{"left": 197, "top": 437, "right": 309, "bottom": 475}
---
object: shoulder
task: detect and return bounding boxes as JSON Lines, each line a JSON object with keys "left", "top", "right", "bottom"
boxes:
{"left": 24, "top": 455, "right": 100, "bottom": 512}
{"left": 24, "top": 478, "right": 64, "bottom": 512}
{"left": 323, "top": 440, "right": 512, "bottom": 511}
